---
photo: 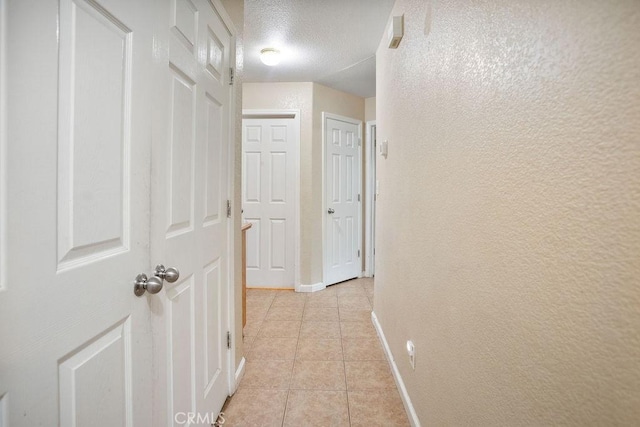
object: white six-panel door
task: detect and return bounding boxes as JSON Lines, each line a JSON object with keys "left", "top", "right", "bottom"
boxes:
{"left": 150, "top": 0, "right": 234, "bottom": 424}
{"left": 0, "top": 0, "right": 235, "bottom": 425}
{"left": 324, "top": 114, "right": 362, "bottom": 286}
{"left": 242, "top": 115, "right": 298, "bottom": 288}
{"left": 0, "top": 0, "right": 157, "bottom": 424}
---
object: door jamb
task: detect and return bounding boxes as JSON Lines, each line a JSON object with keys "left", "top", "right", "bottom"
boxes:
{"left": 0, "top": 0, "right": 6, "bottom": 290}
{"left": 322, "top": 112, "right": 363, "bottom": 286}
{"left": 210, "top": 0, "right": 239, "bottom": 396}
{"left": 364, "top": 121, "right": 376, "bottom": 277}
{"left": 241, "top": 109, "right": 301, "bottom": 291}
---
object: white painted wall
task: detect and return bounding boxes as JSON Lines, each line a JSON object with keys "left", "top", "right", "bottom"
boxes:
{"left": 374, "top": 0, "right": 640, "bottom": 424}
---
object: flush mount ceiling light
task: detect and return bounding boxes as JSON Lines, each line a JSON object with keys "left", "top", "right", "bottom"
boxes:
{"left": 260, "top": 48, "right": 281, "bottom": 66}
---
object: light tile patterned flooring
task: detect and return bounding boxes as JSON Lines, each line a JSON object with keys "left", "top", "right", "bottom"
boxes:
{"left": 222, "top": 278, "right": 410, "bottom": 426}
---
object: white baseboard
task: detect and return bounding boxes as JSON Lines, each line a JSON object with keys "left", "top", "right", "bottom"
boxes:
{"left": 232, "top": 357, "right": 246, "bottom": 394}
{"left": 295, "top": 282, "right": 325, "bottom": 293}
{"left": 371, "top": 312, "right": 421, "bottom": 427}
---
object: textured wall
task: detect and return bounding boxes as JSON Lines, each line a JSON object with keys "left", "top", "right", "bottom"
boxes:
{"left": 374, "top": 0, "right": 640, "bottom": 425}
{"left": 242, "top": 82, "right": 315, "bottom": 284}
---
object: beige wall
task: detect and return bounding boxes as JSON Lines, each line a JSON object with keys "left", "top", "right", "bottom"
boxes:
{"left": 219, "top": 0, "right": 244, "bottom": 369}
{"left": 365, "top": 97, "right": 376, "bottom": 122}
{"left": 242, "top": 82, "right": 365, "bottom": 286}
{"left": 374, "top": 0, "right": 640, "bottom": 425}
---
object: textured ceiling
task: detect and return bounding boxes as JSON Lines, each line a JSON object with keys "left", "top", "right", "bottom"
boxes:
{"left": 243, "top": 0, "right": 396, "bottom": 98}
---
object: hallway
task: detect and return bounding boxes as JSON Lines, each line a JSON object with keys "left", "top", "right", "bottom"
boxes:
{"left": 222, "top": 278, "right": 409, "bottom": 426}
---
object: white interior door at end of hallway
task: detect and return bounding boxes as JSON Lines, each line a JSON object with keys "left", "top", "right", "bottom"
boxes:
{"left": 0, "top": 0, "right": 156, "bottom": 425}
{"left": 324, "top": 113, "right": 363, "bottom": 286}
{"left": 150, "top": 0, "right": 235, "bottom": 424}
{"left": 242, "top": 114, "right": 298, "bottom": 288}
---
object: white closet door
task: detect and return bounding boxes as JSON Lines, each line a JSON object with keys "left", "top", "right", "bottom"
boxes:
{"left": 243, "top": 116, "right": 297, "bottom": 288}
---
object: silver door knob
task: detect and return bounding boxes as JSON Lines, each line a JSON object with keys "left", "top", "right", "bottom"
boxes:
{"left": 328, "top": 208, "right": 335, "bottom": 214}
{"left": 134, "top": 273, "right": 164, "bottom": 296}
{"left": 155, "top": 264, "right": 180, "bottom": 283}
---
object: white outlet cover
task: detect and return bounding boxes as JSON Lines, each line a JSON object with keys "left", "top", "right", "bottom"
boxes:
{"left": 406, "top": 340, "right": 415, "bottom": 370}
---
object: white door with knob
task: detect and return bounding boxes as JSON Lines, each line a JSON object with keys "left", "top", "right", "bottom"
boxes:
{"left": 0, "top": 0, "right": 156, "bottom": 424}
{"left": 324, "top": 113, "right": 363, "bottom": 286}
{"left": 0, "top": 0, "right": 235, "bottom": 425}
{"left": 150, "top": 0, "right": 234, "bottom": 423}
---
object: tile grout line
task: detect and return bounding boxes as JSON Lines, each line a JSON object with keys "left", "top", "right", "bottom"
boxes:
{"left": 281, "top": 294, "right": 305, "bottom": 425}
{"left": 338, "top": 295, "right": 353, "bottom": 427}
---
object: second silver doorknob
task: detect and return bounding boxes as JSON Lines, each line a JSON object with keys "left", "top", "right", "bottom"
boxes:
{"left": 133, "top": 265, "right": 180, "bottom": 296}
{"left": 155, "top": 264, "right": 180, "bottom": 283}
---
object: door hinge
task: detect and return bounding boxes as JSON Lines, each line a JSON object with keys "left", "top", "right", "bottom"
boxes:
{"left": 357, "top": 250, "right": 360, "bottom": 258}
{"left": 229, "top": 67, "right": 234, "bottom": 86}
{"left": 227, "top": 331, "right": 231, "bottom": 349}
{"left": 358, "top": 137, "right": 362, "bottom": 147}
{"left": 358, "top": 194, "right": 361, "bottom": 202}
{"left": 226, "top": 200, "right": 231, "bottom": 218}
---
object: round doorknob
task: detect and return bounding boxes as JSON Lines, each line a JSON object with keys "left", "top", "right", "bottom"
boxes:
{"left": 134, "top": 273, "right": 164, "bottom": 297}
{"left": 155, "top": 264, "right": 180, "bottom": 283}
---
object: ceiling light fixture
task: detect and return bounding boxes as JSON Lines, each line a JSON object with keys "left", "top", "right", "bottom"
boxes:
{"left": 260, "top": 48, "right": 281, "bottom": 66}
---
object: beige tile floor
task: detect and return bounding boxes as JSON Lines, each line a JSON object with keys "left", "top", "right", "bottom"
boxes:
{"left": 221, "top": 277, "right": 410, "bottom": 426}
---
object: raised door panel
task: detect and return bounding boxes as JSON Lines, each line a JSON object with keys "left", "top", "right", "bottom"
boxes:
{"left": 270, "top": 219, "right": 286, "bottom": 271}
{"left": 331, "top": 217, "right": 341, "bottom": 267}
{"left": 205, "top": 27, "right": 225, "bottom": 83}
{"left": 166, "top": 277, "right": 196, "bottom": 418}
{"left": 332, "top": 154, "right": 341, "bottom": 203}
{"left": 59, "top": 319, "right": 133, "bottom": 426}
{"left": 204, "top": 94, "right": 223, "bottom": 226}
{"left": 203, "top": 259, "right": 223, "bottom": 397}
{"left": 270, "top": 152, "right": 287, "bottom": 203}
{"left": 244, "top": 152, "right": 262, "bottom": 203}
{"left": 167, "top": 66, "right": 196, "bottom": 237}
{"left": 345, "top": 154, "right": 354, "bottom": 202}
{"left": 57, "top": 0, "right": 132, "bottom": 271}
{"left": 171, "top": 0, "right": 198, "bottom": 52}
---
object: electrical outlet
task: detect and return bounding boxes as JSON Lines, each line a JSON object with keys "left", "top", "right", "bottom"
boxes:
{"left": 406, "top": 340, "right": 415, "bottom": 370}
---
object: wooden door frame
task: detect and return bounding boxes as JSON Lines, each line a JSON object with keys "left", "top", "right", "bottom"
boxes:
{"left": 241, "top": 109, "right": 301, "bottom": 290}
{"left": 322, "top": 112, "right": 363, "bottom": 287}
